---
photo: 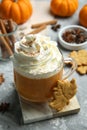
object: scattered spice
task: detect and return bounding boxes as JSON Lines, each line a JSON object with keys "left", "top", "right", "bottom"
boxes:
{"left": 0, "top": 102, "right": 10, "bottom": 113}
{"left": 0, "top": 74, "right": 5, "bottom": 85}
{"left": 51, "top": 24, "right": 61, "bottom": 32}
{"left": 17, "top": 48, "right": 22, "bottom": 52}
{"left": 23, "top": 37, "right": 36, "bottom": 46}
{"left": 62, "top": 28, "right": 87, "bottom": 44}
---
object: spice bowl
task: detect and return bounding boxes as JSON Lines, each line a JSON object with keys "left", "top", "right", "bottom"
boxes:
{"left": 58, "top": 25, "right": 87, "bottom": 50}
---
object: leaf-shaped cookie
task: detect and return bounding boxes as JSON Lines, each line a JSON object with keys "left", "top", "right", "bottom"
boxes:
{"left": 77, "top": 66, "right": 87, "bottom": 74}
{"left": 69, "top": 50, "right": 87, "bottom": 75}
{"left": 59, "top": 79, "right": 77, "bottom": 100}
{"left": 49, "top": 95, "right": 69, "bottom": 111}
{"left": 49, "top": 79, "right": 77, "bottom": 111}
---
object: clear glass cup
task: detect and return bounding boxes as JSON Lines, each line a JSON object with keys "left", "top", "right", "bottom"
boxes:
{"left": 13, "top": 54, "right": 77, "bottom": 103}
{"left": 0, "top": 20, "right": 18, "bottom": 61}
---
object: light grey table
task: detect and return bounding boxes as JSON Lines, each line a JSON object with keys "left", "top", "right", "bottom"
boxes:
{"left": 0, "top": 0, "right": 87, "bottom": 130}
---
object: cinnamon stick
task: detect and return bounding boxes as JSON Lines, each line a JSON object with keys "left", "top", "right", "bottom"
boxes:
{"left": 31, "top": 19, "right": 57, "bottom": 28}
{"left": 0, "top": 43, "right": 8, "bottom": 58}
{"left": 0, "top": 31, "right": 13, "bottom": 56}
{"left": 7, "top": 19, "right": 15, "bottom": 51}
{"left": 7, "top": 19, "right": 16, "bottom": 49}
{"left": 0, "top": 19, "right": 12, "bottom": 49}
{"left": 7, "top": 19, "right": 13, "bottom": 31}
{"left": 29, "top": 24, "right": 47, "bottom": 34}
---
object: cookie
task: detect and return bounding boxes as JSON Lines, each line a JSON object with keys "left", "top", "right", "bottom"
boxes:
{"left": 77, "top": 66, "right": 87, "bottom": 75}
{"left": 49, "top": 79, "right": 77, "bottom": 111}
{"left": 69, "top": 50, "right": 87, "bottom": 74}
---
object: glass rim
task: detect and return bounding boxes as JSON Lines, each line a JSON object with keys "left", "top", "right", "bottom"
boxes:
{"left": 0, "top": 22, "right": 18, "bottom": 37}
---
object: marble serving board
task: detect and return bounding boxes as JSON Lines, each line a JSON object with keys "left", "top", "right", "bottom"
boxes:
{"left": 20, "top": 96, "right": 80, "bottom": 124}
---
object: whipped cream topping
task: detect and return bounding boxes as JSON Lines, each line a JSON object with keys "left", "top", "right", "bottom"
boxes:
{"left": 12, "top": 34, "right": 63, "bottom": 79}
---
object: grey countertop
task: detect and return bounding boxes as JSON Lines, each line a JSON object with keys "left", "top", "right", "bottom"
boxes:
{"left": 0, "top": 0, "right": 87, "bottom": 130}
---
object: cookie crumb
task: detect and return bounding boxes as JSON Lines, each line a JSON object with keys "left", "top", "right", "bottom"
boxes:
{"left": 0, "top": 74, "right": 5, "bottom": 85}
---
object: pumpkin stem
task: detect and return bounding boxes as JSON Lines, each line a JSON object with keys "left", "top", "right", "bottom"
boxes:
{"left": 14, "top": 0, "right": 18, "bottom": 2}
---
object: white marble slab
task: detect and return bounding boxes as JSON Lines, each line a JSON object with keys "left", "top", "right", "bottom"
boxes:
{"left": 20, "top": 96, "right": 80, "bottom": 124}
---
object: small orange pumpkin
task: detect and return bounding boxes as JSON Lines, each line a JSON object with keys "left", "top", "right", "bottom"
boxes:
{"left": 0, "top": 0, "right": 33, "bottom": 24}
{"left": 50, "top": 0, "right": 78, "bottom": 17}
{"left": 79, "top": 5, "right": 87, "bottom": 28}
